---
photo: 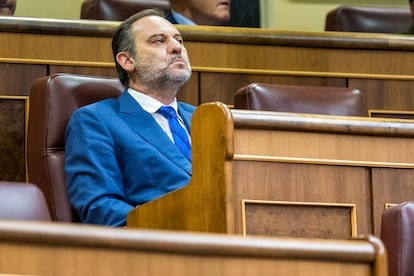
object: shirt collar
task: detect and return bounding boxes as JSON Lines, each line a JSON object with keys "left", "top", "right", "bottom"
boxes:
{"left": 127, "top": 88, "right": 178, "bottom": 113}
{"left": 171, "top": 9, "right": 196, "bottom": 26}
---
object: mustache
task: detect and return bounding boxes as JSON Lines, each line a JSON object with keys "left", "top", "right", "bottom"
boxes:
{"left": 169, "top": 55, "right": 187, "bottom": 65}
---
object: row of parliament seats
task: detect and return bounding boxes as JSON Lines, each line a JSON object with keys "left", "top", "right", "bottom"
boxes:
{"left": 1, "top": 5, "right": 413, "bottom": 273}
{"left": 21, "top": 72, "right": 414, "bottom": 275}
{"left": 26, "top": 73, "right": 369, "bottom": 224}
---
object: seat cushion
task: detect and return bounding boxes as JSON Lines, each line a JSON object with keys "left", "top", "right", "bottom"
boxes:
{"left": 0, "top": 182, "right": 51, "bottom": 221}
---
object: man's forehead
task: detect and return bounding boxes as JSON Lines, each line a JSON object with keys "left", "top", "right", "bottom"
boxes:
{"left": 132, "top": 16, "right": 180, "bottom": 35}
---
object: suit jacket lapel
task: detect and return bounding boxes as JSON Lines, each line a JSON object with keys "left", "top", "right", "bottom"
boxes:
{"left": 117, "top": 92, "right": 192, "bottom": 175}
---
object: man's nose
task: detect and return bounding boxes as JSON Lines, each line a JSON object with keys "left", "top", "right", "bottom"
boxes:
{"left": 169, "top": 39, "right": 182, "bottom": 54}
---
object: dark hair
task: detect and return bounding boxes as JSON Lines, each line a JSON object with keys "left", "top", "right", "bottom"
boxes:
{"left": 112, "top": 9, "right": 165, "bottom": 88}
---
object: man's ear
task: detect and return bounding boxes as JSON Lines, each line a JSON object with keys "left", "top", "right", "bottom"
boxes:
{"left": 116, "top": 52, "right": 135, "bottom": 72}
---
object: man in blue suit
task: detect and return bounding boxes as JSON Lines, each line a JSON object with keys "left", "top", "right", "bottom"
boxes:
{"left": 65, "top": 9, "right": 195, "bottom": 226}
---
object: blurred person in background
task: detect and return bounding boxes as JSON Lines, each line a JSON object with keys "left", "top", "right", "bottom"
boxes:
{"left": 403, "top": 0, "right": 414, "bottom": 34}
{"left": 0, "top": 0, "right": 16, "bottom": 15}
{"left": 166, "top": 0, "right": 231, "bottom": 26}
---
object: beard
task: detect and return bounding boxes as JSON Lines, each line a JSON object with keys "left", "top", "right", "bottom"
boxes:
{"left": 134, "top": 54, "right": 192, "bottom": 91}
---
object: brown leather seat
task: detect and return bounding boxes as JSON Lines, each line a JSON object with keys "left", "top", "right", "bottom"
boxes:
{"left": 0, "top": 182, "right": 51, "bottom": 221}
{"left": 27, "top": 73, "right": 123, "bottom": 222}
{"left": 80, "top": 0, "right": 170, "bottom": 21}
{"left": 325, "top": 5, "right": 412, "bottom": 34}
{"left": 234, "top": 83, "right": 367, "bottom": 117}
{"left": 381, "top": 202, "right": 414, "bottom": 276}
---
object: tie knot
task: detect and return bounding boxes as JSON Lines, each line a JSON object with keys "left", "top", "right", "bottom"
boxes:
{"left": 158, "top": 106, "right": 177, "bottom": 119}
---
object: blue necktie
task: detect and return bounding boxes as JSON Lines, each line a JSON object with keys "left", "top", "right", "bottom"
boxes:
{"left": 158, "top": 106, "right": 192, "bottom": 162}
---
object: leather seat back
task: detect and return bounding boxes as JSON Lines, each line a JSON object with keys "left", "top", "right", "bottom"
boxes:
{"left": 325, "top": 5, "right": 412, "bottom": 33}
{"left": 27, "top": 73, "right": 123, "bottom": 222}
{"left": 381, "top": 202, "right": 414, "bottom": 276}
{"left": 234, "top": 83, "right": 367, "bottom": 117}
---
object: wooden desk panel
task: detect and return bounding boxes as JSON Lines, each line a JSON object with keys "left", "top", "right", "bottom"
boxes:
{"left": 0, "top": 63, "right": 46, "bottom": 96}
{"left": 199, "top": 72, "right": 347, "bottom": 104}
{"left": 371, "top": 168, "right": 414, "bottom": 235}
{"left": 350, "top": 78, "right": 414, "bottom": 114}
{"left": 233, "top": 161, "right": 369, "bottom": 238}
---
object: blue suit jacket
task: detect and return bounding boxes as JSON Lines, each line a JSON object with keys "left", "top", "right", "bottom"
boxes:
{"left": 65, "top": 91, "right": 195, "bottom": 226}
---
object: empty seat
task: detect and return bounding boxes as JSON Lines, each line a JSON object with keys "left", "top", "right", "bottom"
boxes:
{"left": 234, "top": 83, "right": 367, "bottom": 117}
{"left": 0, "top": 182, "right": 51, "bottom": 221}
{"left": 325, "top": 5, "right": 412, "bottom": 34}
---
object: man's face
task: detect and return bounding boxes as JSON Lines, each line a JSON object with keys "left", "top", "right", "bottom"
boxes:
{"left": 187, "top": 0, "right": 231, "bottom": 25}
{"left": 0, "top": 0, "right": 16, "bottom": 15}
{"left": 131, "top": 16, "right": 192, "bottom": 90}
